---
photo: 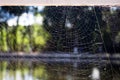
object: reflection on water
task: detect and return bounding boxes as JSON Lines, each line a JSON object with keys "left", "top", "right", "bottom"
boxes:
{"left": 91, "top": 67, "right": 100, "bottom": 80}
{"left": 0, "top": 61, "right": 120, "bottom": 80}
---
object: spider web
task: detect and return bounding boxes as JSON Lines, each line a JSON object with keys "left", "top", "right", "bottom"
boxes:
{"left": 0, "top": 6, "right": 120, "bottom": 80}
{"left": 44, "top": 6, "right": 101, "bottom": 53}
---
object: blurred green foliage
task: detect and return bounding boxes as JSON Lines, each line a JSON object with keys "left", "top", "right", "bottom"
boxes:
{"left": 30, "top": 24, "right": 50, "bottom": 51}
{"left": 33, "top": 65, "right": 48, "bottom": 79}
{"left": 0, "top": 27, "right": 8, "bottom": 52}
{"left": 0, "top": 24, "right": 50, "bottom": 52}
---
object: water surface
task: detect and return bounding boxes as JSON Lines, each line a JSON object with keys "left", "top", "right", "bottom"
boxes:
{"left": 0, "top": 61, "right": 119, "bottom": 80}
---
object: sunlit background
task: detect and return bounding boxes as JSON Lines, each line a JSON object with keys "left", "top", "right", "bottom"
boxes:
{"left": 0, "top": 6, "right": 120, "bottom": 53}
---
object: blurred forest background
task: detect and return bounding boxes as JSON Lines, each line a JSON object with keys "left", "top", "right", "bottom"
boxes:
{"left": 0, "top": 6, "right": 120, "bottom": 54}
